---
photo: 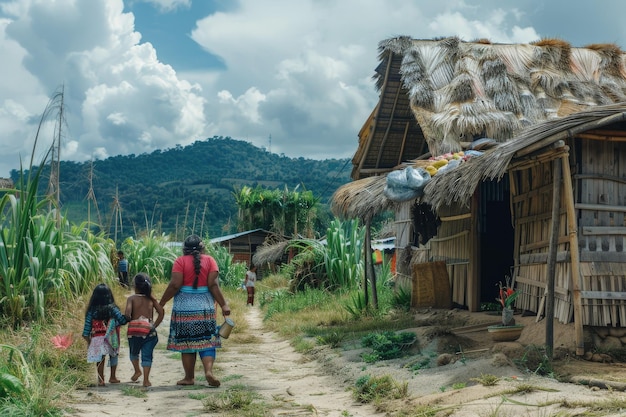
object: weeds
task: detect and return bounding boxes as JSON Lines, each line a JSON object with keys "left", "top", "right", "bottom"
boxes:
{"left": 471, "top": 373, "right": 500, "bottom": 386}
{"left": 353, "top": 374, "right": 408, "bottom": 403}
{"left": 360, "top": 331, "right": 416, "bottom": 362}
{"left": 121, "top": 385, "right": 148, "bottom": 398}
{"left": 203, "top": 384, "right": 270, "bottom": 415}
{"left": 513, "top": 345, "right": 554, "bottom": 376}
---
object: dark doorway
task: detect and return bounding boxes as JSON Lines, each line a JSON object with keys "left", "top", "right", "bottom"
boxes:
{"left": 479, "top": 178, "right": 514, "bottom": 306}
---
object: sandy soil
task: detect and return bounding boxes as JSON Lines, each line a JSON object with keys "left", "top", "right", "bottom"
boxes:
{"left": 68, "top": 305, "right": 626, "bottom": 417}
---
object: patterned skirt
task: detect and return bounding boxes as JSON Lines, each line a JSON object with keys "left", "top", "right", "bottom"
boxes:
{"left": 167, "top": 290, "right": 221, "bottom": 352}
{"left": 87, "top": 335, "right": 117, "bottom": 363}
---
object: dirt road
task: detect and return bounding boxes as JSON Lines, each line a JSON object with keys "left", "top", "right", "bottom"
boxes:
{"left": 68, "top": 305, "right": 380, "bottom": 417}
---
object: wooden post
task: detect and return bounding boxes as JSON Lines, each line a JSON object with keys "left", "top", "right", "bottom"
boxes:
{"left": 561, "top": 153, "right": 585, "bottom": 356}
{"left": 366, "top": 218, "right": 378, "bottom": 309}
{"left": 546, "top": 158, "right": 562, "bottom": 358}
{"left": 363, "top": 217, "right": 371, "bottom": 307}
{"left": 468, "top": 191, "right": 480, "bottom": 311}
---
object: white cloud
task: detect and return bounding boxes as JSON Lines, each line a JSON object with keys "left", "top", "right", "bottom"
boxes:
{"left": 0, "top": 0, "right": 206, "bottom": 176}
{"left": 1, "top": 0, "right": 621, "bottom": 178}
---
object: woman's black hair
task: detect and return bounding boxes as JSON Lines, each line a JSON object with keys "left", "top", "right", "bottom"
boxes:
{"left": 183, "top": 234, "right": 205, "bottom": 289}
{"left": 86, "top": 283, "right": 116, "bottom": 320}
{"left": 133, "top": 273, "right": 152, "bottom": 297}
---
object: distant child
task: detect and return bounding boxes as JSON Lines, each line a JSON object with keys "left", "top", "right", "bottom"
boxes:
{"left": 244, "top": 264, "right": 257, "bottom": 306}
{"left": 82, "top": 283, "right": 129, "bottom": 386}
{"left": 125, "top": 273, "right": 164, "bottom": 387}
{"left": 117, "top": 251, "right": 129, "bottom": 287}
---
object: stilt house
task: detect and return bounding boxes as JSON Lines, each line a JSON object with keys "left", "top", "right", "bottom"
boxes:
{"left": 332, "top": 37, "right": 626, "bottom": 354}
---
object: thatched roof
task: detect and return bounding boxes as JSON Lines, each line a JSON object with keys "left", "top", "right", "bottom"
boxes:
{"left": 351, "top": 36, "right": 626, "bottom": 180}
{"left": 0, "top": 178, "right": 14, "bottom": 189}
{"left": 252, "top": 240, "right": 290, "bottom": 266}
{"left": 333, "top": 103, "right": 626, "bottom": 219}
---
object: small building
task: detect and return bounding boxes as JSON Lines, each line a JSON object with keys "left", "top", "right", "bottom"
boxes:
{"left": 210, "top": 229, "right": 277, "bottom": 266}
{"left": 333, "top": 36, "right": 626, "bottom": 354}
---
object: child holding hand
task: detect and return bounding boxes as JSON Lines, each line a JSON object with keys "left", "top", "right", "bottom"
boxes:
{"left": 125, "top": 273, "right": 164, "bottom": 387}
{"left": 82, "top": 283, "right": 129, "bottom": 386}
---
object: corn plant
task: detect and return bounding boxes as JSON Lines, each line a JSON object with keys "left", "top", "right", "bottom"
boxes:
{"left": 0, "top": 163, "right": 114, "bottom": 327}
{"left": 205, "top": 242, "right": 248, "bottom": 288}
{"left": 322, "top": 218, "right": 364, "bottom": 290}
{"left": 285, "top": 218, "right": 365, "bottom": 291}
{"left": 120, "top": 231, "right": 177, "bottom": 282}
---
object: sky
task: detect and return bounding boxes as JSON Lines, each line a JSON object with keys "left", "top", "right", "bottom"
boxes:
{"left": 1, "top": 0, "right": 626, "bottom": 178}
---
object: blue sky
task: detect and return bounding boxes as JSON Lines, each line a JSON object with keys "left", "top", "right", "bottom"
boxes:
{"left": 0, "top": 0, "right": 625, "bottom": 178}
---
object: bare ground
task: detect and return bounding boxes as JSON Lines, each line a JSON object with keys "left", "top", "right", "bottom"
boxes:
{"left": 68, "top": 305, "right": 626, "bottom": 417}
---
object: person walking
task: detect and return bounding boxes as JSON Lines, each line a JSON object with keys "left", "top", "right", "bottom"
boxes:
{"left": 159, "top": 235, "right": 231, "bottom": 387}
{"left": 244, "top": 264, "right": 257, "bottom": 306}
{"left": 117, "top": 251, "right": 129, "bottom": 288}
{"left": 125, "top": 273, "right": 164, "bottom": 387}
{"left": 82, "top": 283, "right": 129, "bottom": 386}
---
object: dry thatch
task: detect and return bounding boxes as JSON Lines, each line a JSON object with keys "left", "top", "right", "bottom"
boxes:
{"left": 252, "top": 240, "right": 290, "bottom": 266}
{"left": 331, "top": 175, "right": 392, "bottom": 221}
{"left": 333, "top": 103, "right": 626, "bottom": 219}
{"left": 379, "top": 36, "right": 626, "bottom": 156}
{"left": 423, "top": 103, "right": 626, "bottom": 210}
{"left": 353, "top": 36, "right": 626, "bottom": 182}
{"left": 0, "top": 178, "right": 14, "bottom": 189}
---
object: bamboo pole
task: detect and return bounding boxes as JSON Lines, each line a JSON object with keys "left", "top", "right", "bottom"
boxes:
{"left": 562, "top": 152, "right": 585, "bottom": 355}
{"left": 363, "top": 217, "right": 371, "bottom": 307}
{"left": 546, "top": 157, "right": 562, "bottom": 358}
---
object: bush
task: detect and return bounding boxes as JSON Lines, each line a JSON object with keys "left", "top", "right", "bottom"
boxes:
{"left": 361, "top": 331, "right": 416, "bottom": 361}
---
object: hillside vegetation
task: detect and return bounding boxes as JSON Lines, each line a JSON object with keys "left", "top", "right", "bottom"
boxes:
{"left": 11, "top": 136, "right": 352, "bottom": 241}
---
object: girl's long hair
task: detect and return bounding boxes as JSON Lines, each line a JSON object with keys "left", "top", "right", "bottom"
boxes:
{"left": 85, "top": 283, "right": 117, "bottom": 320}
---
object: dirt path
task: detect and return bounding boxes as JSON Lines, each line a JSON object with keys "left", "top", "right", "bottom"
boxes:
{"left": 68, "top": 305, "right": 380, "bottom": 417}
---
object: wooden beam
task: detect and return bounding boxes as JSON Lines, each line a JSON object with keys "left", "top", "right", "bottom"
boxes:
{"left": 468, "top": 192, "right": 480, "bottom": 312}
{"left": 376, "top": 79, "right": 403, "bottom": 168}
{"left": 580, "top": 291, "right": 626, "bottom": 300}
{"left": 574, "top": 173, "right": 626, "bottom": 186}
{"left": 544, "top": 157, "right": 561, "bottom": 356}
{"left": 514, "top": 112, "right": 626, "bottom": 158}
{"left": 397, "top": 121, "right": 410, "bottom": 165}
{"left": 357, "top": 50, "right": 393, "bottom": 178}
{"left": 575, "top": 203, "right": 626, "bottom": 213}
{"left": 578, "top": 133, "right": 626, "bottom": 142}
{"left": 562, "top": 154, "right": 585, "bottom": 356}
{"left": 582, "top": 227, "right": 626, "bottom": 235}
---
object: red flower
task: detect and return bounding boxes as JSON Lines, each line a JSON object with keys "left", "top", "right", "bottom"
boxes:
{"left": 51, "top": 333, "right": 73, "bottom": 350}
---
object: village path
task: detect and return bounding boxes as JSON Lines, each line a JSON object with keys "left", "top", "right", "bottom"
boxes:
{"left": 67, "top": 302, "right": 381, "bottom": 417}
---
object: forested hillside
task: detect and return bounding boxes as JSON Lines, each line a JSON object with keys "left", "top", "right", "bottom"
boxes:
{"left": 11, "top": 136, "right": 352, "bottom": 241}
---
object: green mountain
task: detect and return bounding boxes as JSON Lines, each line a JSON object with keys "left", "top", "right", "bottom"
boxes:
{"left": 12, "top": 136, "right": 352, "bottom": 241}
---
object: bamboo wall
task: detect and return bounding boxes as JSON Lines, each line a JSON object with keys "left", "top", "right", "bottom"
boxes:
{"left": 421, "top": 203, "right": 471, "bottom": 307}
{"left": 510, "top": 160, "right": 574, "bottom": 323}
{"left": 511, "top": 137, "right": 626, "bottom": 326}
{"left": 575, "top": 138, "right": 626, "bottom": 326}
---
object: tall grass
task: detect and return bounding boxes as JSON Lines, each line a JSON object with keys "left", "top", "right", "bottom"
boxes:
{"left": 0, "top": 165, "right": 115, "bottom": 327}
{"left": 205, "top": 242, "right": 248, "bottom": 288}
{"left": 119, "top": 231, "right": 177, "bottom": 282}
{"left": 285, "top": 218, "right": 365, "bottom": 291}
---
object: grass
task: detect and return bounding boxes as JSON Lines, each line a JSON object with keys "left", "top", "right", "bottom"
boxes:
{"left": 202, "top": 384, "right": 271, "bottom": 416}
{"left": 121, "top": 385, "right": 148, "bottom": 398}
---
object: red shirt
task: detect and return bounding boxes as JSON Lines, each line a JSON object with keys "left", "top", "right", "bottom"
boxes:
{"left": 172, "top": 254, "right": 219, "bottom": 287}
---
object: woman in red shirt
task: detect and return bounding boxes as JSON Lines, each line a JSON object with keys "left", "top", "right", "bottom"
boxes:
{"left": 159, "top": 235, "right": 231, "bottom": 387}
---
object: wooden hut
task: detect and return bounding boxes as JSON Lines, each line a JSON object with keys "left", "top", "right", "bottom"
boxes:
{"left": 332, "top": 37, "right": 626, "bottom": 354}
{"left": 210, "top": 229, "right": 276, "bottom": 266}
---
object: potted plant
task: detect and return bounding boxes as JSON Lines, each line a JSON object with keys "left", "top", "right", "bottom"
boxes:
{"left": 497, "top": 280, "right": 519, "bottom": 326}
{"left": 487, "top": 278, "right": 524, "bottom": 341}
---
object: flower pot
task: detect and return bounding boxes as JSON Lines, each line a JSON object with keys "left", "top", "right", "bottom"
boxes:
{"left": 487, "top": 324, "right": 524, "bottom": 342}
{"left": 501, "top": 308, "right": 515, "bottom": 326}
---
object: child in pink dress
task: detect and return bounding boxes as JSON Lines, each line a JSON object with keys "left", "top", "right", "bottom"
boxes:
{"left": 82, "top": 283, "right": 129, "bottom": 386}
